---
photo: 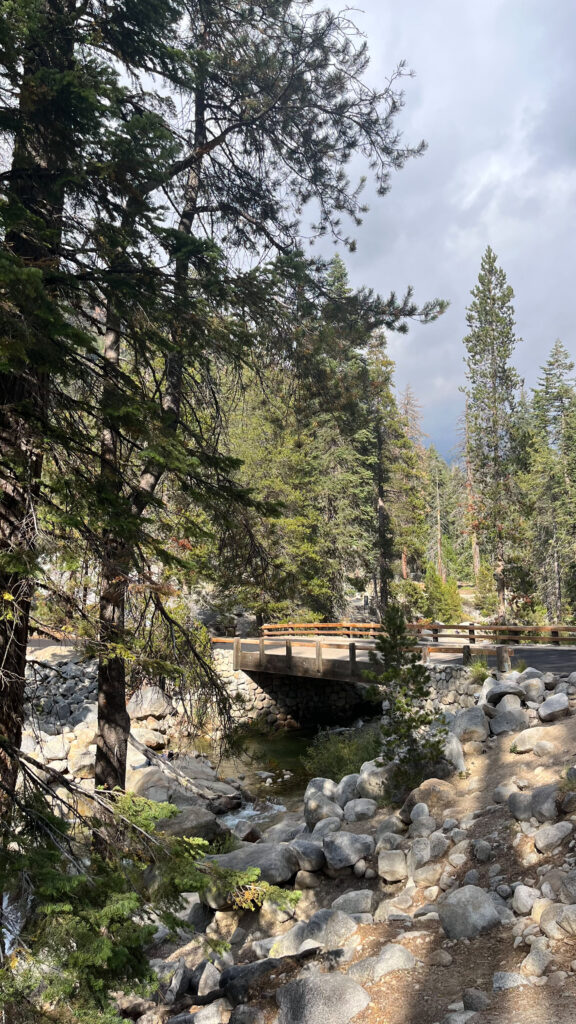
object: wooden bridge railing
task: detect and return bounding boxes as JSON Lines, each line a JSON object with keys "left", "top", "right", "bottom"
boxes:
{"left": 260, "top": 620, "right": 576, "bottom": 647}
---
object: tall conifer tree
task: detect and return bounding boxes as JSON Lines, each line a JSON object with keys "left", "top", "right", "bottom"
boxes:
{"left": 462, "top": 246, "right": 522, "bottom": 616}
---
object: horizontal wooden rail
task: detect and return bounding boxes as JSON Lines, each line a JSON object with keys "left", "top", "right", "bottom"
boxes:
{"left": 260, "top": 620, "right": 576, "bottom": 647}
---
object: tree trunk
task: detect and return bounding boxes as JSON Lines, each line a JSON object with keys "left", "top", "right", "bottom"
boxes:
{"left": 495, "top": 538, "right": 506, "bottom": 618}
{"left": 96, "top": 539, "right": 131, "bottom": 790}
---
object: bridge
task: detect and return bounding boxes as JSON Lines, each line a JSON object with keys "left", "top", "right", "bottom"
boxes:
{"left": 211, "top": 620, "right": 576, "bottom": 683}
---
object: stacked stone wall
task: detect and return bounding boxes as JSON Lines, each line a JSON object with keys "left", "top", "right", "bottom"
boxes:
{"left": 213, "top": 650, "right": 480, "bottom": 729}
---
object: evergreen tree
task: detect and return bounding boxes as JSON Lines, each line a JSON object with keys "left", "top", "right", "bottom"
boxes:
{"left": 462, "top": 246, "right": 522, "bottom": 617}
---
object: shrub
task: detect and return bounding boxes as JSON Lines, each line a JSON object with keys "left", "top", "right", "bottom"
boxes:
{"left": 468, "top": 656, "right": 490, "bottom": 685}
{"left": 301, "top": 725, "right": 382, "bottom": 780}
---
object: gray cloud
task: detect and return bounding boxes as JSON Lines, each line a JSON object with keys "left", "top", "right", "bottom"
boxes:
{"left": 318, "top": 0, "right": 576, "bottom": 457}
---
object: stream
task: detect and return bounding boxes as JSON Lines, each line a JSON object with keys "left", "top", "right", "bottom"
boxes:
{"left": 182, "top": 716, "right": 382, "bottom": 832}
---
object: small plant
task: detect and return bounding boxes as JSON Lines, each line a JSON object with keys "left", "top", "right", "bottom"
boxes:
{"left": 363, "top": 603, "right": 448, "bottom": 798}
{"left": 468, "top": 657, "right": 490, "bottom": 686}
{"left": 513, "top": 657, "right": 527, "bottom": 673}
{"left": 509, "top": 742, "right": 519, "bottom": 754}
{"left": 301, "top": 725, "right": 382, "bottom": 780}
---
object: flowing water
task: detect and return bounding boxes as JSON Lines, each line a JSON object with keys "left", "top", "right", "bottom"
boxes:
{"left": 184, "top": 717, "right": 381, "bottom": 831}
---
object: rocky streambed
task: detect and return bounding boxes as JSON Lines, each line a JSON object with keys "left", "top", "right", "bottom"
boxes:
{"left": 20, "top": 653, "right": 576, "bottom": 1024}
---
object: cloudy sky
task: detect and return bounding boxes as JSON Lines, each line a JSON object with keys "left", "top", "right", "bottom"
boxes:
{"left": 328, "top": 0, "right": 576, "bottom": 457}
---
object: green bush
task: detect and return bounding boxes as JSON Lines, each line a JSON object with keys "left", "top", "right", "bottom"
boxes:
{"left": 301, "top": 725, "right": 382, "bottom": 780}
{"left": 468, "top": 657, "right": 490, "bottom": 685}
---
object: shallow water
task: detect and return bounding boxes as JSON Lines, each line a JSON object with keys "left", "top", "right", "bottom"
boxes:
{"left": 187, "top": 717, "right": 381, "bottom": 829}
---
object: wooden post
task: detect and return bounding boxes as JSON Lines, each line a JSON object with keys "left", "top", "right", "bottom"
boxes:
{"left": 468, "top": 623, "right": 476, "bottom": 645}
{"left": 285, "top": 639, "right": 292, "bottom": 670}
{"left": 551, "top": 629, "right": 560, "bottom": 647}
{"left": 432, "top": 624, "right": 439, "bottom": 644}
{"left": 315, "top": 639, "right": 323, "bottom": 674}
{"left": 462, "top": 644, "right": 472, "bottom": 666}
{"left": 233, "top": 637, "right": 241, "bottom": 671}
{"left": 420, "top": 645, "right": 430, "bottom": 666}
{"left": 349, "top": 642, "right": 356, "bottom": 678}
{"left": 259, "top": 636, "right": 265, "bottom": 668}
{"left": 496, "top": 645, "right": 511, "bottom": 674}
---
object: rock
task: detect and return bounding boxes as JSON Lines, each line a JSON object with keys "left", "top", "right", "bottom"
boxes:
{"left": 261, "top": 817, "right": 306, "bottom": 843}
{"left": 311, "top": 817, "right": 342, "bottom": 838}
{"left": 343, "top": 798, "right": 377, "bottom": 822}
{"left": 375, "top": 815, "right": 406, "bottom": 837}
{"left": 304, "top": 777, "right": 337, "bottom": 801}
{"left": 131, "top": 726, "right": 166, "bottom": 750}
{"left": 295, "top": 870, "right": 321, "bottom": 889}
{"left": 485, "top": 682, "right": 527, "bottom": 705}
{"left": 232, "top": 820, "right": 262, "bottom": 843}
{"left": 399, "top": 779, "right": 456, "bottom": 822}
{"left": 531, "top": 783, "right": 559, "bottom": 822}
{"left": 207, "top": 843, "right": 299, "bottom": 886}
{"left": 414, "top": 862, "right": 443, "bottom": 887}
{"left": 42, "top": 734, "right": 70, "bottom": 762}
{"left": 157, "top": 806, "right": 223, "bottom": 842}
{"left": 508, "top": 791, "right": 533, "bottom": 821}
{"left": 443, "top": 733, "right": 465, "bottom": 772}
{"left": 333, "top": 774, "right": 360, "bottom": 807}
{"left": 429, "top": 831, "right": 451, "bottom": 859}
{"left": 438, "top": 885, "right": 501, "bottom": 939}
{"left": 493, "top": 782, "right": 518, "bottom": 803}
{"left": 301, "top": 909, "right": 358, "bottom": 950}
{"left": 451, "top": 706, "right": 489, "bottom": 742}
{"left": 375, "top": 831, "right": 406, "bottom": 853}
{"left": 323, "top": 832, "right": 374, "bottom": 871}
{"left": 462, "top": 988, "right": 491, "bottom": 1011}
{"left": 229, "top": 1009, "right": 266, "bottom": 1024}
{"left": 372, "top": 943, "right": 416, "bottom": 979}
{"left": 512, "top": 726, "right": 552, "bottom": 753}
{"left": 192, "top": 960, "right": 222, "bottom": 998}
{"left": 165, "top": 963, "right": 193, "bottom": 1004}
{"left": 472, "top": 839, "right": 492, "bottom": 863}
{"left": 378, "top": 850, "right": 408, "bottom": 882}
{"left": 356, "top": 761, "right": 390, "bottom": 800}
{"left": 332, "top": 890, "right": 374, "bottom": 915}
{"left": 555, "top": 905, "right": 576, "bottom": 937}
{"left": 276, "top": 974, "right": 369, "bottom": 1024}
{"left": 192, "top": 999, "right": 233, "bottom": 1024}
{"left": 291, "top": 839, "right": 326, "bottom": 873}
{"left": 490, "top": 708, "right": 530, "bottom": 735}
{"left": 523, "top": 678, "right": 546, "bottom": 702}
{"left": 521, "top": 946, "right": 554, "bottom": 976}
{"left": 407, "top": 838, "right": 431, "bottom": 876}
{"left": 559, "top": 869, "right": 576, "bottom": 904}
{"left": 517, "top": 667, "right": 543, "bottom": 682}
{"left": 304, "top": 793, "right": 343, "bottom": 830}
{"left": 429, "top": 949, "right": 453, "bottom": 966}
{"left": 538, "top": 693, "right": 569, "bottom": 722}
{"left": 512, "top": 885, "right": 540, "bottom": 914}
{"left": 409, "top": 815, "right": 437, "bottom": 838}
{"left": 125, "top": 766, "right": 171, "bottom": 802}
{"left": 410, "top": 802, "right": 429, "bottom": 820}
{"left": 493, "top": 972, "right": 528, "bottom": 991}
{"left": 127, "top": 685, "right": 174, "bottom": 720}
{"left": 534, "top": 821, "right": 573, "bottom": 853}
{"left": 534, "top": 740, "right": 557, "bottom": 756}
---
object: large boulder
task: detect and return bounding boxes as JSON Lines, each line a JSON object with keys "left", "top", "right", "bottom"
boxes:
{"left": 378, "top": 850, "right": 408, "bottom": 882}
{"left": 276, "top": 974, "right": 369, "bottom": 1024}
{"left": 333, "top": 774, "right": 360, "bottom": 808}
{"left": 534, "top": 821, "right": 573, "bottom": 853}
{"left": 512, "top": 726, "right": 554, "bottom": 753}
{"left": 538, "top": 693, "right": 569, "bottom": 722}
{"left": 399, "top": 779, "right": 456, "bottom": 823}
{"left": 157, "top": 805, "right": 224, "bottom": 842}
{"left": 451, "top": 707, "right": 489, "bottom": 743}
{"left": 343, "top": 798, "right": 377, "bottom": 822}
{"left": 484, "top": 682, "right": 527, "bottom": 705}
{"left": 127, "top": 684, "right": 174, "bottom": 721}
{"left": 304, "top": 792, "right": 343, "bottom": 830}
{"left": 207, "top": 843, "right": 299, "bottom": 885}
{"left": 437, "top": 885, "right": 501, "bottom": 939}
{"left": 290, "top": 839, "right": 326, "bottom": 873}
{"left": 323, "top": 832, "right": 374, "bottom": 871}
{"left": 489, "top": 708, "right": 530, "bottom": 735}
{"left": 356, "top": 760, "right": 390, "bottom": 800}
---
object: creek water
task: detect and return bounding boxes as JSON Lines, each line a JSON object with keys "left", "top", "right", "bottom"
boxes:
{"left": 189, "top": 716, "right": 381, "bottom": 831}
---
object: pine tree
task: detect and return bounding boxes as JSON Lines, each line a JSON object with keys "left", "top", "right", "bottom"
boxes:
{"left": 462, "top": 246, "right": 523, "bottom": 617}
